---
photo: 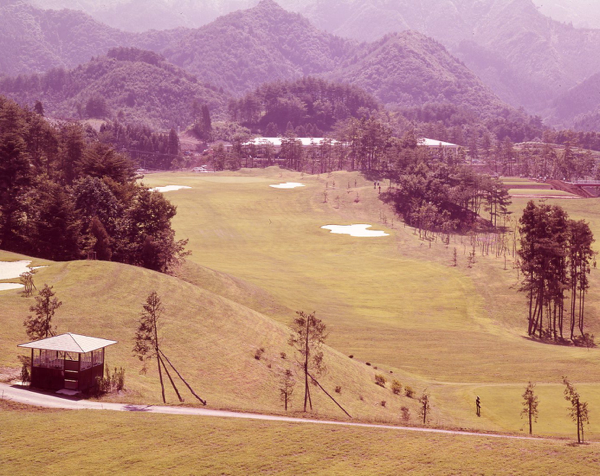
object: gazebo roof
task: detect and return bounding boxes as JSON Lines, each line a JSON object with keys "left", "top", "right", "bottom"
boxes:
{"left": 18, "top": 333, "right": 117, "bottom": 353}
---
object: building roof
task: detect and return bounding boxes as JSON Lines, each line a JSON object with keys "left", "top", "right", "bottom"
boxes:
{"left": 18, "top": 333, "right": 117, "bottom": 353}
{"left": 244, "top": 137, "right": 338, "bottom": 147}
{"left": 418, "top": 138, "right": 459, "bottom": 148}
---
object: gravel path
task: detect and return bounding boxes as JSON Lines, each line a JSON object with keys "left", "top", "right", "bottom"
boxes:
{"left": 0, "top": 383, "right": 548, "bottom": 441}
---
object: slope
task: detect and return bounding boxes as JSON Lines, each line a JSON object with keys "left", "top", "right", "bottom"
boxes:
{"left": 0, "top": 48, "right": 228, "bottom": 129}
{"left": 0, "top": 249, "right": 419, "bottom": 421}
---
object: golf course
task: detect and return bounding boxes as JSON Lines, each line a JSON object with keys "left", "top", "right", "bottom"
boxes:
{"left": 2, "top": 167, "right": 600, "bottom": 473}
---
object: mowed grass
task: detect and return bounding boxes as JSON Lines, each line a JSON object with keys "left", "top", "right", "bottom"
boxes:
{"left": 2, "top": 401, "right": 600, "bottom": 476}
{"left": 508, "top": 188, "right": 576, "bottom": 197}
{"left": 0, "top": 249, "right": 423, "bottom": 422}
{"left": 3, "top": 168, "right": 600, "bottom": 439}
{"left": 137, "top": 169, "right": 600, "bottom": 437}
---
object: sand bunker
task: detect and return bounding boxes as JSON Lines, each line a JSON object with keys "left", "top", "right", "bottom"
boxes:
{"left": 270, "top": 182, "right": 305, "bottom": 189}
{"left": 0, "top": 260, "right": 37, "bottom": 291}
{"left": 321, "top": 224, "right": 389, "bottom": 237}
{"left": 0, "top": 260, "right": 35, "bottom": 279}
{"left": 150, "top": 185, "right": 192, "bottom": 193}
{"left": 0, "top": 283, "right": 24, "bottom": 291}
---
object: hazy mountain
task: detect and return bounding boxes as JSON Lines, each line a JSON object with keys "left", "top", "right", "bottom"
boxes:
{"left": 550, "top": 72, "right": 600, "bottom": 131}
{"left": 160, "top": 0, "right": 350, "bottom": 95}
{"left": 279, "top": 0, "right": 600, "bottom": 118}
{"left": 1, "top": 0, "right": 523, "bottom": 126}
{"left": 0, "top": 0, "right": 183, "bottom": 75}
{"left": 0, "top": 47, "right": 228, "bottom": 129}
{"left": 326, "top": 31, "right": 508, "bottom": 117}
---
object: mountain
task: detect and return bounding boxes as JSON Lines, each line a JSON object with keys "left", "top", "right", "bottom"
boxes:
{"left": 0, "top": 48, "right": 228, "bottom": 129}
{"left": 549, "top": 72, "right": 600, "bottom": 131}
{"left": 289, "top": 0, "right": 600, "bottom": 120}
{"left": 160, "top": 0, "right": 350, "bottom": 95}
{"left": 0, "top": 1, "right": 186, "bottom": 76}
{"left": 326, "top": 31, "right": 508, "bottom": 116}
{"left": 0, "top": 0, "right": 520, "bottom": 126}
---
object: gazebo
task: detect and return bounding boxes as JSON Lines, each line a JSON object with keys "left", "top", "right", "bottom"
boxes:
{"left": 18, "top": 333, "right": 117, "bottom": 392}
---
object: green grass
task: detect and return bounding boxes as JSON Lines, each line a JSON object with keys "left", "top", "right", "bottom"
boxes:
{"left": 3, "top": 168, "right": 600, "bottom": 441}
{"left": 2, "top": 402, "right": 600, "bottom": 475}
{"left": 508, "top": 188, "right": 576, "bottom": 196}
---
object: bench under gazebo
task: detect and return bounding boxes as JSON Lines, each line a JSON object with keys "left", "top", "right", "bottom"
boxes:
{"left": 18, "top": 333, "right": 117, "bottom": 392}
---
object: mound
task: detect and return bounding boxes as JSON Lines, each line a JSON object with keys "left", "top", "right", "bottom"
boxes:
{"left": 2, "top": 253, "right": 420, "bottom": 420}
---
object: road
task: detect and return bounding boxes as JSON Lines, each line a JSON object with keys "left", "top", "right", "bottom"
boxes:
{"left": 0, "top": 383, "right": 545, "bottom": 441}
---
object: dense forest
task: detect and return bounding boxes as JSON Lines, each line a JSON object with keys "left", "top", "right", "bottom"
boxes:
{"left": 0, "top": 47, "right": 227, "bottom": 130}
{"left": 229, "top": 77, "right": 380, "bottom": 135}
{"left": 0, "top": 95, "right": 187, "bottom": 273}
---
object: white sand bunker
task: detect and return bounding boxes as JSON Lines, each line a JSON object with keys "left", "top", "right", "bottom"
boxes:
{"left": 321, "top": 224, "right": 389, "bottom": 237}
{"left": 150, "top": 185, "right": 192, "bottom": 193}
{"left": 270, "top": 182, "right": 305, "bottom": 189}
{"left": 0, "top": 260, "right": 41, "bottom": 291}
{"left": 0, "top": 283, "right": 24, "bottom": 291}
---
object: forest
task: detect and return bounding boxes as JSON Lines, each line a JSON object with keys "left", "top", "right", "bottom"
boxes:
{"left": 0, "top": 96, "right": 186, "bottom": 273}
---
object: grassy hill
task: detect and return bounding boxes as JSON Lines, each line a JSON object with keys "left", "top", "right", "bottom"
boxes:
{"left": 0, "top": 247, "right": 422, "bottom": 422}
{"left": 4, "top": 167, "right": 600, "bottom": 438}
{"left": 3, "top": 399, "right": 600, "bottom": 474}
{"left": 5, "top": 168, "right": 600, "bottom": 471}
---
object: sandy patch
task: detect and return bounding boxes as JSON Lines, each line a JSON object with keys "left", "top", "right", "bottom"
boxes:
{"left": 321, "top": 224, "right": 389, "bottom": 237}
{"left": 0, "top": 260, "right": 45, "bottom": 292}
{"left": 270, "top": 182, "right": 305, "bottom": 189}
{"left": 0, "top": 283, "right": 23, "bottom": 291}
{"left": 150, "top": 185, "right": 192, "bottom": 193}
{"left": 0, "top": 260, "right": 34, "bottom": 279}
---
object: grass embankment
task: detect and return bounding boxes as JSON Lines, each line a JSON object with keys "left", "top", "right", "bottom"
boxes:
{"left": 1, "top": 401, "right": 599, "bottom": 475}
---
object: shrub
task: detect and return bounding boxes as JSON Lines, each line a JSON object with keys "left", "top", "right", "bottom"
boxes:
{"left": 95, "top": 366, "right": 126, "bottom": 396}
{"left": 401, "top": 406, "right": 410, "bottom": 422}
{"left": 335, "top": 386, "right": 342, "bottom": 394}
{"left": 405, "top": 386, "right": 415, "bottom": 398}
{"left": 381, "top": 400, "right": 386, "bottom": 407}
{"left": 349, "top": 355, "right": 354, "bottom": 359}
{"left": 280, "top": 352, "right": 287, "bottom": 359}
{"left": 254, "top": 347, "right": 265, "bottom": 360}
{"left": 392, "top": 380, "right": 402, "bottom": 395}
{"left": 20, "top": 364, "right": 30, "bottom": 384}
{"left": 375, "top": 374, "right": 387, "bottom": 387}
{"left": 366, "top": 362, "right": 371, "bottom": 366}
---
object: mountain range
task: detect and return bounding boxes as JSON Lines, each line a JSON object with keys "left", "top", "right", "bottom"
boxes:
{"left": 3, "top": 0, "right": 600, "bottom": 131}
{"left": 0, "top": 0, "right": 517, "bottom": 129}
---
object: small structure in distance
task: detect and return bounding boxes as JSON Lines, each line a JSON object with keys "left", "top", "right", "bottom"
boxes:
{"left": 18, "top": 333, "right": 117, "bottom": 392}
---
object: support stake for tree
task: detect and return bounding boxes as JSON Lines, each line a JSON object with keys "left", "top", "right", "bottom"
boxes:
{"left": 158, "top": 353, "right": 184, "bottom": 402}
{"left": 307, "top": 371, "right": 352, "bottom": 418}
{"left": 159, "top": 349, "right": 207, "bottom": 405}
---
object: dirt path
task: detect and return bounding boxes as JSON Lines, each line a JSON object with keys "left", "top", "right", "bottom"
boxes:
{"left": 0, "top": 383, "right": 552, "bottom": 441}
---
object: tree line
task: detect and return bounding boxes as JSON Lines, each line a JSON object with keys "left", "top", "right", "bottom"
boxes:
{"left": 0, "top": 95, "right": 187, "bottom": 273}
{"left": 518, "top": 201, "right": 595, "bottom": 344}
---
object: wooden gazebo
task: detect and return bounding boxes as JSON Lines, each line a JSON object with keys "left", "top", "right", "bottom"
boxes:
{"left": 18, "top": 333, "right": 117, "bottom": 392}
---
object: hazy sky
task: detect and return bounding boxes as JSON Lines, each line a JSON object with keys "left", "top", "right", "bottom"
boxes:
{"left": 29, "top": 0, "right": 600, "bottom": 31}
{"left": 532, "top": 0, "right": 600, "bottom": 28}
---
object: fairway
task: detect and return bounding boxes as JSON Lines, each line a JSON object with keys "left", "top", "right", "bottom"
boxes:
{"left": 136, "top": 169, "right": 600, "bottom": 438}
{"left": 2, "top": 168, "right": 600, "bottom": 440}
